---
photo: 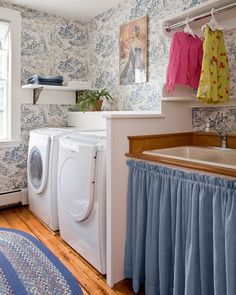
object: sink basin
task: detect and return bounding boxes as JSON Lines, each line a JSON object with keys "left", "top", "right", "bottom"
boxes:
{"left": 143, "top": 146, "right": 236, "bottom": 169}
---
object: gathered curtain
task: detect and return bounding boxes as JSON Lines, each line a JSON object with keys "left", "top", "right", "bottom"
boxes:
{"left": 125, "top": 160, "right": 236, "bottom": 295}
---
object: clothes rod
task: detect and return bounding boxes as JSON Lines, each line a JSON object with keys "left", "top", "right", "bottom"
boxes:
{"left": 165, "top": 3, "right": 236, "bottom": 32}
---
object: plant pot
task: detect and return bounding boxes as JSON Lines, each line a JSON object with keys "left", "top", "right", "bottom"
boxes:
{"left": 89, "top": 100, "right": 103, "bottom": 111}
{"left": 67, "top": 111, "right": 107, "bottom": 128}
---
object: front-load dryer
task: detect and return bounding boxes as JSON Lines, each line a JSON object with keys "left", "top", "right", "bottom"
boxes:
{"left": 27, "top": 128, "right": 72, "bottom": 231}
{"left": 57, "top": 132, "right": 106, "bottom": 274}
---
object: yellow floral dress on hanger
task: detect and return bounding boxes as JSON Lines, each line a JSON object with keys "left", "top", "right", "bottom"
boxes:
{"left": 197, "top": 25, "right": 229, "bottom": 104}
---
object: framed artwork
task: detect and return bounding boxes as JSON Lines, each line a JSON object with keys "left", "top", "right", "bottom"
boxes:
{"left": 119, "top": 16, "right": 147, "bottom": 85}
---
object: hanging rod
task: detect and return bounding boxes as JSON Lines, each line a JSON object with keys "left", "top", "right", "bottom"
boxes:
{"left": 165, "top": 3, "right": 236, "bottom": 32}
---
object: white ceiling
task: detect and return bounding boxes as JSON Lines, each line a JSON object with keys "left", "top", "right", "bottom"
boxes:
{"left": 5, "top": 0, "right": 123, "bottom": 21}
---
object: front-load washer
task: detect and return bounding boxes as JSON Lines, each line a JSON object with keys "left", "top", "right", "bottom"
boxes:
{"left": 27, "top": 128, "right": 73, "bottom": 231}
{"left": 57, "top": 132, "right": 106, "bottom": 274}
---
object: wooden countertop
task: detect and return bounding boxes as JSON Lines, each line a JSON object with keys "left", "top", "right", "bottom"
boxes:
{"left": 126, "top": 132, "right": 236, "bottom": 178}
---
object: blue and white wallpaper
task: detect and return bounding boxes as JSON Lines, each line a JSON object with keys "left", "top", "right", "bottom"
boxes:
{"left": 0, "top": 0, "right": 236, "bottom": 193}
{"left": 192, "top": 107, "right": 236, "bottom": 134}
{"left": 0, "top": 1, "right": 88, "bottom": 84}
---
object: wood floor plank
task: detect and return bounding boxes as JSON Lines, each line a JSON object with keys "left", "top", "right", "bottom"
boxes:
{"left": 0, "top": 212, "right": 11, "bottom": 228}
{"left": 114, "top": 279, "right": 144, "bottom": 295}
{"left": 1, "top": 208, "right": 35, "bottom": 235}
{"left": 0, "top": 206, "right": 138, "bottom": 295}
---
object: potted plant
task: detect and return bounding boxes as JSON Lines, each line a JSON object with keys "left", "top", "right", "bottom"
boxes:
{"left": 75, "top": 88, "right": 113, "bottom": 112}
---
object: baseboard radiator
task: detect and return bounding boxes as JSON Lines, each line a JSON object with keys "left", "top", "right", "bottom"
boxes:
{"left": 0, "top": 188, "right": 28, "bottom": 208}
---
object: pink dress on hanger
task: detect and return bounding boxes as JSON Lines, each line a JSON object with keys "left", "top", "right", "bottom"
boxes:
{"left": 166, "top": 31, "right": 203, "bottom": 92}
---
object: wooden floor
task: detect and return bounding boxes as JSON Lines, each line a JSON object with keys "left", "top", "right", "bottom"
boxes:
{"left": 0, "top": 206, "right": 143, "bottom": 295}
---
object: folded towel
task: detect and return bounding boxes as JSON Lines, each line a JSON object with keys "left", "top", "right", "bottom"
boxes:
{"left": 28, "top": 75, "right": 63, "bottom": 81}
{"left": 28, "top": 81, "right": 63, "bottom": 86}
{"left": 27, "top": 75, "right": 64, "bottom": 86}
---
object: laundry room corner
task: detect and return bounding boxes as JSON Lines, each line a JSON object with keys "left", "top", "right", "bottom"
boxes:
{"left": 0, "top": 1, "right": 87, "bottom": 196}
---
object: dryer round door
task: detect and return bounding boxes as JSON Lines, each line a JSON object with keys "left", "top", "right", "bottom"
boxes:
{"left": 58, "top": 145, "right": 96, "bottom": 222}
{"left": 28, "top": 141, "right": 50, "bottom": 194}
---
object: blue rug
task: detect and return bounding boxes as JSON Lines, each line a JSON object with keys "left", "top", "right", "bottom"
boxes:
{"left": 0, "top": 228, "right": 83, "bottom": 295}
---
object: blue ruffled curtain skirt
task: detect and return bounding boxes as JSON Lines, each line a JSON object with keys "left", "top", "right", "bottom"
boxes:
{"left": 125, "top": 160, "right": 236, "bottom": 295}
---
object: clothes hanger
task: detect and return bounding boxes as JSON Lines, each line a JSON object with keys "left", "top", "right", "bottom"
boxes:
{"left": 184, "top": 17, "right": 196, "bottom": 38}
{"left": 202, "top": 8, "right": 224, "bottom": 32}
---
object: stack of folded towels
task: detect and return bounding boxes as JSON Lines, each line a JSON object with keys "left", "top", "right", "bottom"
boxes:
{"left": 27, "top": 75, "right": 64, "bottom": 86}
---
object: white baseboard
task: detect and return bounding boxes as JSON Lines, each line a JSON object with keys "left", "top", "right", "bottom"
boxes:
{"left": 0, "top": 188, "right": 28, "bottom": 207}
{"left": 21, "top": 188, "right": 28, "bottom": 205}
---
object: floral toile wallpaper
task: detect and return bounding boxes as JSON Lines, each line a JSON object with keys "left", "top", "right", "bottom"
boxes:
{"left": 0, "top": 0, "right": 236, "bottom": 193}
{"left": 0, "top": 1, "right": 88, "bottom": 84}
{"left": 192, "top": 107, "right": 236, "bottom": 134}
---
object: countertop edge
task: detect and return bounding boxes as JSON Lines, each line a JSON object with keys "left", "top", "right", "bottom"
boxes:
{"left": 103, "top": 112, "right": 164, "bottom": 119}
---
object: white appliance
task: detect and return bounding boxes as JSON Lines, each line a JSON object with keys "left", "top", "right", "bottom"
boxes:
{"left": 57, "top": 132, "right": 106, "bottom": 274}
{"left": 27, "top": 128, "right": 72, "bottom": 231}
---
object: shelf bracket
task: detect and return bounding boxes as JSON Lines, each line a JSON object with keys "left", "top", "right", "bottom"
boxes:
{"left": 33, "top": 87, "right": 44, "bottom": 104}
{"left": 75, "top": 90, "right": 86, "bottom": 104}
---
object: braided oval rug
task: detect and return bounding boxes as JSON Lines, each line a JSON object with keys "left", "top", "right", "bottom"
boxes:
{"left": 0, "top": 228, "right": 83, "bottom": 295}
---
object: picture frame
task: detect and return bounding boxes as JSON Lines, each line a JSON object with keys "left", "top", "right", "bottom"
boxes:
{"left": 119, "top": 16, "right": 148, "bottom": 85}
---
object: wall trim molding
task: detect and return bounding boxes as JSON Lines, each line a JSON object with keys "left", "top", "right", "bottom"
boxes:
{"left": 0, "top": 188, "right": 28, "bottom": 207}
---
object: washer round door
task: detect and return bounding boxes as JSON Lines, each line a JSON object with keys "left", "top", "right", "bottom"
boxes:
{"left": 58, "top": 144, "right": 96, "bottom": 222}
{"left": 28, "top": 137, "right": 50, "bottom": 194}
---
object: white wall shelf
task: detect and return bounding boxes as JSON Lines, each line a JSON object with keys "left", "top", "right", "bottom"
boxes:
{"left": 22, "top": 84, "right": 90, "bottom": 91}
{"left": 22, "top": 84, "right": 90, "bottom": 104}
{"left": 161, "top": 95, "right": 236, "bottom": 108}
{"left": 161, "top": 97, "right": 195, "bottom": 101}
